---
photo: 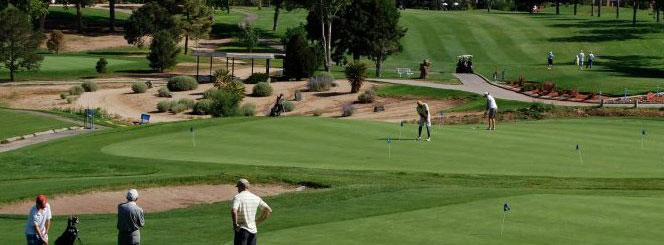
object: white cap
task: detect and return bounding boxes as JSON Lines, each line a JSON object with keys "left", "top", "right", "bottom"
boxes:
{"left": 126, "top": 189, "right": 139, "bottom": 201}
{"left": 484, "top": 92, "right": 489, "bottom": 96}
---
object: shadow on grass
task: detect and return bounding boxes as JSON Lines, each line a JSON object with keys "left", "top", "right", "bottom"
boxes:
{"left": 546, "top": 19, "right": 662, "bottom": 43}
{"left": 600, "top": 55, "right": 664, "bottom": 79}
{"left": 86, "top": 51, "right": 148, "bottom": 56}
{"left": 376, "top": 138, "right": 419, "bottom": 141}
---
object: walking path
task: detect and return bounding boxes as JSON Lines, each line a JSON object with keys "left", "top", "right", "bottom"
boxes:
{"left": 372, "top": 73, "right": 663, "bottom": 108}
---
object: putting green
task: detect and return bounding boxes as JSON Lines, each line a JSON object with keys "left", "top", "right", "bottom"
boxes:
{"left": 102, "top": 117, "right": 664, "bottom": 178}
{"left": 257, "top": 194, "right": 664, "bottom": 245}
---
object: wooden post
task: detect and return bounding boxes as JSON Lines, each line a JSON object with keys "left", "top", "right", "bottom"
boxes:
{"left": 196, "top": 56, "right": 200, "bottom": 81}
{"left": 251, "top": 58, "right": 254, "bottom": 74}
{"left": 209, "top": 56, "right": 213, "bottom": 80}
{"left": 266, "top": 59, "right": 270, "bottom": 74}
{"left": 232, "top": 58, "right": 235, "bottom": 76}
{"left": 226, "top": 57, "right": 229, "bottom": 70}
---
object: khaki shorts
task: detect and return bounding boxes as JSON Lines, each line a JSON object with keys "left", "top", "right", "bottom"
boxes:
{"left": 488, "top": 108, "right": 497, "bottom": 119}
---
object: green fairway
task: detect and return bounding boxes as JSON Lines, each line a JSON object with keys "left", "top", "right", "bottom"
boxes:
{"left": 259, "top": 194, "right": 664, "bottom": 244}
{"left": 2, "top": 117, "right": 664, "bottom": 243}
{"left": 238, "top": 5, "right": 664, "bottom": 93}
{"left": 0, "top": 54, "right": 149, "bottom": 81}
{"left": 0, "top": 109, "right": 75, "bottom": 139}
{"left": 102, "top": 117, "right": 664, "bottom": 178}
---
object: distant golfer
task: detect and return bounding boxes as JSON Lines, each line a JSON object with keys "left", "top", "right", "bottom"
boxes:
{"left": 484, "top": 92, "right": 498, "bottom": 130}
{"left": 578, "top": 50, "right": 585, "bottom": 70}
{"left": 232, "top": 179, "right": 272, "bottom": 245}
{"left": 25, "top": 195, "right": 51, "bottom": 245}
{"left": 416, "top": 101, "right": 431, "bottom": 141}
{"left": 117, "top": 189, "right": 145, "bottom": 245}
{"left": 586, "top": 51, "right": 595, "bottom": 69}
{"left": 547, "top": 51, "right": 554, "bottom": 69}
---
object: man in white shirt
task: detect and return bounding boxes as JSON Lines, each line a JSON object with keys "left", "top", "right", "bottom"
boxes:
{"left": 231, "top": 179, "right": 272, "bottom": 245}
{"left": 587, "top": 51, "right": 595, "bottom": 69}
{"left": 117, "top": 189, "right": 145, "bottom": 245}
{"left": 416, "top": 101, "right": 431, "bottom": 141}
{"left": 547, "top": 51, "right": 554, "bottom": 69}
{"left": 484, "top": 92, "right": 498, "bottom": 130}
{"left": 25, "top": 194, "right": 51, "bottom": 245}
{"left": 578, "top": 50, "right": 585, "bottom": 70}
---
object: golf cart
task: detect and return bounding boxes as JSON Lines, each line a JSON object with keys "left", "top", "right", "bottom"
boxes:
{"left": 456, "top": 55, "right": 474, "bottom": 73}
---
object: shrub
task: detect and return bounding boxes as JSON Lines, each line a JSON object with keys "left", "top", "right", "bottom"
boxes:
{"left": 283, "top": 101, "right": 295, "bottom": 112}
{"left": 284, "top": 32, "right": 321, "bottom": 80}
{"left": 203, "top": 88, "right": 218, "bottom": 99}
{"left": 46, "top": 30, "right": 65, "bottom": 54}
{"left": 244, "top": 73, "right": 269, "bottom": 84}
{"left": 59, "top": 92, "right": 69, "bottom": 99}
{"left": 213, "top": 68, "right": 233, "bottom": 87}
{"left": 307, "top": 74, "right": 334, "bottom": 92}
{"left": 157, "top": 87, "right": 171, "bottom": 97}
{"left": 252, "top": 82, "right": 273, "bottom": 97}
{"left": 192, "top": 99, "right": 213, "bottom": 115}
{"left": 167, "top": 75, "right": 198, "bottom": 91}
{"left": 81, "top": 80, "right": 99, "bottom": 92}
{"left": 176, "top": 98, "right": 195, "bottom": 109}
{"left": 239, "top": 103, "right": 256, "bottom": 116}
{"left": 357, "top": 89, "right": 376, "bottom": 104}
{"left": 345, "top": 62, "right": 368, "bottom": 93}
{"left": 131, "top": 82, "right": 148, "bottom": 93}
{"left": 341, "top": 104, "right": 356, "bottom": 117}
{"left": 312, "top": 108, "right": 323, "bottom": 116}
{"left": 169, "top": 103, "right": 188, "bottom": 113}
{"left": 208, "top": 89, "right": 243, "bottom": 117}
{"left": 148, "top": 30, "right": 180, "bottom": 72}
{"left": 66, "top": 96, "right": 78, "bottom": 104}
{"left": 95, "top": 58, "right": 108, "bottom": 73}
{"left": 239, "top": 23, "right": 259, "bottom": 53}
{"left": 157, "top": 100, "right": 172, "bottom": 112}
{"left": 68, "top": 85, "right": 84, "bottom": 95}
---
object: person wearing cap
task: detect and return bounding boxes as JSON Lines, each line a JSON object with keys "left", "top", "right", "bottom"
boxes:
{"left": 547, "top": 51, "right": 554, "bottom": 69}
{"left": 484, "top": 92, "right": 498, "bottom": 130}
{"left": 231, "top": 179, "right": 272, "bottom": 245}
{"left": 117, "top": 189, "right": 145, "bottom": 245}
{"left": 416, "top": 101, "right": 431, "bottom": 141}
{"left": 25, "top": 194, "right": 51, "bottom": 245}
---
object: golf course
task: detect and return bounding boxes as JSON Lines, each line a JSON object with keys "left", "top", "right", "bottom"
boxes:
{"left": 1, "top": 1, "right": 664, "bottom": 244}
{"left": 1, "top": 116, "right": 664, "bottom": 244}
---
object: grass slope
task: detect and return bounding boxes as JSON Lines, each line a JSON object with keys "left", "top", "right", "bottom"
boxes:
{"left": 0, "top": 109, "right": 75, "bottom": 139}
{"left": 2, "top": 117, "right": 664, "bottom": 243}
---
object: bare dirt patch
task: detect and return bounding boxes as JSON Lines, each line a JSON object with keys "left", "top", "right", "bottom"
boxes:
{"left": 0, "top": 184, "right": 294, "bottom": 215}
{"left": 41, "top": 33, "right": 131, "bottom": 52}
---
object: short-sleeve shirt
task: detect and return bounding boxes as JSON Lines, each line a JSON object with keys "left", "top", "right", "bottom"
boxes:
{"left": 486, "top": 95, "right": 498, "bottom": 110}
{"left": 25, "top": 203, "right": 52, "bottom": 237}
{"left": 232, "top": 191, "right": 268, "bottom": 234}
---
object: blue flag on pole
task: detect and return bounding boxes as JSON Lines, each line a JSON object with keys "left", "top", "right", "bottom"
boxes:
{"left": 642, "top": 129, "right": 646, "bottom": 136}
{"left": 503, "top": 203, "right": 511, "bottom": 212}
{"left": 387, "top": 137, "right": 391, "bottom": 145}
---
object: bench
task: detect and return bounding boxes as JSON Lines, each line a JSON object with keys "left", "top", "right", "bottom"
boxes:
{"left": 396, "top": 68, "right": 414, "bottom": 78}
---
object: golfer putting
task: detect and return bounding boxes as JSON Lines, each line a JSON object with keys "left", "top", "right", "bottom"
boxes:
{"left": 416, "top": 101, "right": 431, "bottom": 141}
{"left": 484, "top": 92, "right": 498, "bottom": 130}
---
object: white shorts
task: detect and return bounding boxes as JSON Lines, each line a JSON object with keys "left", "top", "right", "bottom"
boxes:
{"left": 419, "top": 118, "right": 431, "bottom": 127}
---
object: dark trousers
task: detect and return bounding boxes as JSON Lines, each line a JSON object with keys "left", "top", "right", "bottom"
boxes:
{"left": 234, "top": 229, "right": 257, "bottom": 245}
{"left": 586, "top": 59, "right": 594, "bottom": 68}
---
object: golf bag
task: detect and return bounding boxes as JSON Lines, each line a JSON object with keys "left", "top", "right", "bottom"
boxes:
{"left": 55, "top": 216, "right": 82, "bottom": 245}
{"left": 269, "top": 95, "right": 285, "bottom": 117}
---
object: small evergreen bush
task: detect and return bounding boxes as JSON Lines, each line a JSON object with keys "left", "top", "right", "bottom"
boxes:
{"left": 357, "top": 89, "right": 376, "bottom": 104}
{"left": 81, "top": 80, "right": 99, "bottom": 92}
{"left": 252, "top": 82, "right": 273, "bottom": 97}
{"left": 157, "top": 87, "right": 171, "bottom": 97}
{"left": 157, "top": 100, "right": 172, "bottom": 112}
{"left": 68, "top": 85, "right": 84, "bottom": 95}
{"left": 341, "top": 104, "right": 356, "bottom": 117}
{"left": 95, "top": 58, "right": 108, "bottom": 73}
{"left": 283, "top": 101, "right": 295, "bottom": 112}
{"left": 167, "top": 76, "right": 198, "bottom": 91}
{"left": 193, "top": 99, "right": 213, "bottom": 115}
{"left": 244, "top": 73, "right": 269, "bottom": 84}
{"left": 239, "top": 103, "right": 256, "bottom": 116}
{"left": 307, "top": 74, "right": 334, "bottom": 92}
{"left": 131, "top": 82, "right": 148, "bottom": 93}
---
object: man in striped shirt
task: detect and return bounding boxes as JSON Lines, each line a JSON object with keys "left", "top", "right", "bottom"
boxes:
{"left": 231, "top": 179, "right": 273, "bottom": 245}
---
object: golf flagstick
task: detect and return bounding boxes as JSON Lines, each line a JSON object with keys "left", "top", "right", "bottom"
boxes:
{"left": 190, "top": 126, "right": 196, "bottom": 148}
{"left": 439, "top": 110, "right": 444, "bottom": 129}
{"left": 387, "top": 137, "right": 391, "bottom": 158}
{"left": 501, "top": 203, "right": 511, "bottom": 236}
{"left": 641, "top": 129, "right": 646, "bottom": 149}
{"left": 576, "top": 144, "right": 583, "bottom": 165}
{"left": 399, "top": 121, "right": 404, "bottom": 140}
